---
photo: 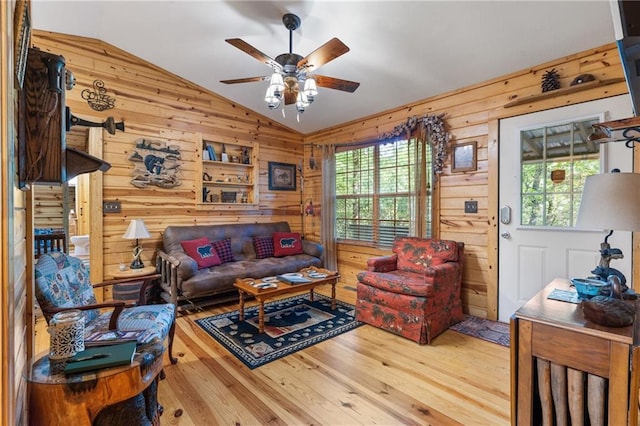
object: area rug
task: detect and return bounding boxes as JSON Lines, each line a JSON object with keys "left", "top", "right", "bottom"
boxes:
{"left": 449, "top": 315, "right": 510, "bottom": 347}
{"left": 195, "top": 294, "right": 363, "bottom": 369}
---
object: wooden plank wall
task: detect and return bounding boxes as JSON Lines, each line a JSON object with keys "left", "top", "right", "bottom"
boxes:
{"left": 4, "top": 1, "right": 28, "bottom": 423}
{"left": 32, "top": 185, "right": 74, "bottom": 229}
{"left": 31, "top": 31, "right": 309, "bottom": 293}
{"left": 305, "top": 44, "right": 628, "bottom": 319}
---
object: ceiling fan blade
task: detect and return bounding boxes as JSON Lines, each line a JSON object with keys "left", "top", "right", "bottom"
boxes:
{"left": 225, "top": 38, "right": 282, "bottom": 70}
{"left": 314, "top": 75, "right": 360, "bottom": 93}
{"left": 297, "top": 38, "right": 350, "bottom": 71}
{"left": 220, "top": 76, "right": 270, "bottom": 84}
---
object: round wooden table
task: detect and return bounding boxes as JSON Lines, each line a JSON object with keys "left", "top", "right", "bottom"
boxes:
{"left": 28, "top": 341, "right": 165, "bottom": 425}
{"left": 109, "top": 265, "right": 156, "bottom": 279}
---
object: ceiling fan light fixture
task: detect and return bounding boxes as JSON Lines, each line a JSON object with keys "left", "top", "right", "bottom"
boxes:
{"left": 296, "top": 91, "right": 310, "bottom": 113}
{"left": 303, "top": 77, "right": 318, "bottom": 103}
{"left": 269, "top": 72, "right": 284, "bottom": 98}
{"left": 265, "top": 85, "right": 281, "bottom": 109}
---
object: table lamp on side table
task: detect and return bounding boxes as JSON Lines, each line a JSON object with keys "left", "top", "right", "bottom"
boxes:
{"left": 123, "top": 219, "right": 151, "bottom": 269}
{"left": 575, "top": 170, "right": 640, "bottom": 289}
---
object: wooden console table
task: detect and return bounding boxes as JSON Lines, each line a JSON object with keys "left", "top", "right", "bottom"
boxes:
{"left": 511, "top": 279, "right": 640, "bottom": 425}
{"left": 27, "top": 341, "right": 165, "bottom": 425}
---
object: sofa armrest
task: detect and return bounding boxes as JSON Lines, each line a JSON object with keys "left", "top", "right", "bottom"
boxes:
{"left": 367, "top": 254, "right": 398, "bottom": 272}
{"left": 161, "top": 250, "right": 197, "bottom": 281}
{"left": 302, "top": 240, "right": 324, "bottom": 259}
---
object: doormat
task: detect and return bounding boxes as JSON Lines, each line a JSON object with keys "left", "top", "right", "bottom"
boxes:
{"left": 449, "top": 315, "right": 510, "bottom": 347}
{"left": 195, "top": 294, "right": 363, "bottom": 369}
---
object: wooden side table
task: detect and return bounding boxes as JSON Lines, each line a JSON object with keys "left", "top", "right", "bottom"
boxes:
{"left": 28, "top": 341, "right": 165, "bottom": 425}
{"left": 108, "top": 265, "right": 158, "bottom": 305}
{"left": 511, "top": 278, "right": 639, "bottom": 425}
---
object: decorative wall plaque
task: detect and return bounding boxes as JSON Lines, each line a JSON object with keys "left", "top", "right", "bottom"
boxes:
{"left": 129, "top": 138, "right": 182, "bottom": 189}
{"left": 81, "top": 79, "right": 116, "bottom": 111}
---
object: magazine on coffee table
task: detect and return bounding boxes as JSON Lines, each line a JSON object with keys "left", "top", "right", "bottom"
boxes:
{"left": 276, "top": 274, "right": 312, "bottom": 284}
{"left": 84, "top": 329, "right": 149, "bottom": 347}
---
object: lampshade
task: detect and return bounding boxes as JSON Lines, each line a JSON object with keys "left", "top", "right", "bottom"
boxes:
{"left": 123, "top": 219, "right": 151, "bottom": 240}
{"left": 576, "top": 172, "right": 640, "bottom": 231}
{"left": 296, "top": 91, "right": 310, "bottom": 113}
{"left": 264, "top": 85, "right": 281, "bottom": 110}
{"left": 269, "top": 72, "right": 284, "bottom": 94}
{"left": 303, "top": 77, "right": 317, "bottom": 102}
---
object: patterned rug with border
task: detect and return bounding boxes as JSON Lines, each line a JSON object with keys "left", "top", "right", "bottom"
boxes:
{"left": 449, "top": 315, "right": 510, "bottom": 347}
{"left": 195, "top": 294, "right": 363, "bottom": 369}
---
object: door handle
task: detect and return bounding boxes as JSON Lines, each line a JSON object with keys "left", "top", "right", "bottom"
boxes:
{"left": 501, "top": 231, "right": 511, "bottom": 239}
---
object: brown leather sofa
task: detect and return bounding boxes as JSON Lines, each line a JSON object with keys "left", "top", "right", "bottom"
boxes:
{"left": 157, "top": 222, "right": 323, "bottom": 312}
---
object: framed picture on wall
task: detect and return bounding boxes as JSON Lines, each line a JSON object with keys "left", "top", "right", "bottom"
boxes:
{"left": 268, "top": 162, "right": 296, "bottom": 191}
{"left": 452, "top": 141, "right": 477, "bottom": 173}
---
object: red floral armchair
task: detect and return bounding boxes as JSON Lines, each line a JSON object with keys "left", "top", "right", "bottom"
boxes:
{"left": 356, "top": 237, "right": 464, "bottom": 344}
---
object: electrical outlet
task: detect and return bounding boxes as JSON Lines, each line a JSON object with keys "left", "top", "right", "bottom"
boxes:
{"left": 103, "top": 200, "right": 121, "bottom": 213}
{"left": 464, "top": 200, "right": 478, "bottom": 214}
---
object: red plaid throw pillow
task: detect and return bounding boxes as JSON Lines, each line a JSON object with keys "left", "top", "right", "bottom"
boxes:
{"left": 253, "top": 236, "right": 274, "bottom": 259}
{"left": 211, "top": 238, "right": 234, "bottom": 263}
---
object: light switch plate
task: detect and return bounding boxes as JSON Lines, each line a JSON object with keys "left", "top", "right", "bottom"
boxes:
{"left": 103, "top": 200, "right": 121, "bottom": 213}
{"left": 464, "top": 200, "right": 478, "bottom": 214}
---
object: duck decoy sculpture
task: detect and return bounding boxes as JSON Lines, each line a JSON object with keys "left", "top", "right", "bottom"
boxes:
{"left": 581, "top": 275, "right": 635, "bottom": 327}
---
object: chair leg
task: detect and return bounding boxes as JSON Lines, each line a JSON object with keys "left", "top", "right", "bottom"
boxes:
{"left": 168, "top": 320, "right": 177, "bottom": 364}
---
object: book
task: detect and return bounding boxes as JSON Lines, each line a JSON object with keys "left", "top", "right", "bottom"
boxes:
{"left": 207, "top": 145, "right": 217, "bottom": 161}
{"left": 277, "top": 274, "right": 312, "bottom": 284}
{"left": 547, "top": 288, "right": 580, "bottom": 304}
{"left": 64, "top": 341, "right": 137, "bottom": 375}
{"left": 84, "top": 329, "right": 149, "bottom": 347}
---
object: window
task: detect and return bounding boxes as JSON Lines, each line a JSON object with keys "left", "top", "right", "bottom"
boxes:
{"left": 335, "top": 138, "right": 432, "bottom": 246}
{"left": 520, "top": 118, "right": 600, "bottom": 227}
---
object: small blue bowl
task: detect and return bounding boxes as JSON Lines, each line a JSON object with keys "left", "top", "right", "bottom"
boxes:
{"left": 571, "top": 278, "right": 610, "bottom": 300}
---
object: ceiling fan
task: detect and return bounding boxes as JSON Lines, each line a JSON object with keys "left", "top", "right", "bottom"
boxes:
{"left": 221, "top": 13, "right": 360, "bottom": 117}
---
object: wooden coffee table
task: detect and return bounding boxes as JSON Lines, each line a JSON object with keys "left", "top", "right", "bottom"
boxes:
{"left": 234, "top": 267, "right": 340, "bottom": 333}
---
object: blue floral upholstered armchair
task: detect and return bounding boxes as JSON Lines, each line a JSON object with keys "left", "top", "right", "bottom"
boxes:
{"left": 34, "top": 251, "right": 177, "bottom": 364}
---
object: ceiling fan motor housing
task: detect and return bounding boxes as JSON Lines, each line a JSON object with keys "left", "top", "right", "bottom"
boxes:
{"left": 282, "top": 13, "right": 301, "bottom": 31}
{"left": 275, "top": 53, "right": 304, "bottom": 73}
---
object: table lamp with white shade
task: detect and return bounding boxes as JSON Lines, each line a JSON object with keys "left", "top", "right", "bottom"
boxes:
{"left": 575, "top": 170, "right": 640, "bottom": 287}
{"left": 122, "top": 219, "right": 151, "bottom": 269}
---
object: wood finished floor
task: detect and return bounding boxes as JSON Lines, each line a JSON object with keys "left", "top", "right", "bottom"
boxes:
{"left": 35, "top": 284, "right": 511, "bottom": 425}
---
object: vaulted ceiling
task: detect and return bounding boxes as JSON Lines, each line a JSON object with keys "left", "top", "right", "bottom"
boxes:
{"left": 32, "top": 1, "right": 618, "bottom": 135}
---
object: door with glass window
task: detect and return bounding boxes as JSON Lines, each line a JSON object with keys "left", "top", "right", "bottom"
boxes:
{"left": 498, "top": 95, "right": 633, "bottom": 322}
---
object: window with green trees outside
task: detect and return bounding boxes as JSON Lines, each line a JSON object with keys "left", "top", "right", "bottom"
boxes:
{"left": 520, "top": 118, "right": 600, "bottom": 227}
{"left": 335, "top": 139, "right": 432, "bottom": 246}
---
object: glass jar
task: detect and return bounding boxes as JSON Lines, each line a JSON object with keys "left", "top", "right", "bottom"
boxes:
{"left": 48, "top": 310, "right": 85, "bottom": 359}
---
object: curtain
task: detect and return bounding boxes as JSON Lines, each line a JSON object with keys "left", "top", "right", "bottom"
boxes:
{"left": 321, "top": 144, "right": 338, "bottom": 270}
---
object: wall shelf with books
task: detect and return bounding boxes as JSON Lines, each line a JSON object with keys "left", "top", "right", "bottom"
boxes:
{"left": 195, "top": 134, "right": 259, "bottom": 210}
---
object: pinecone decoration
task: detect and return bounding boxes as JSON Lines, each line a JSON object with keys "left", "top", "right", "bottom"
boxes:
{"left": 541, "top": 68, "right": 561, "bottom": 93}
